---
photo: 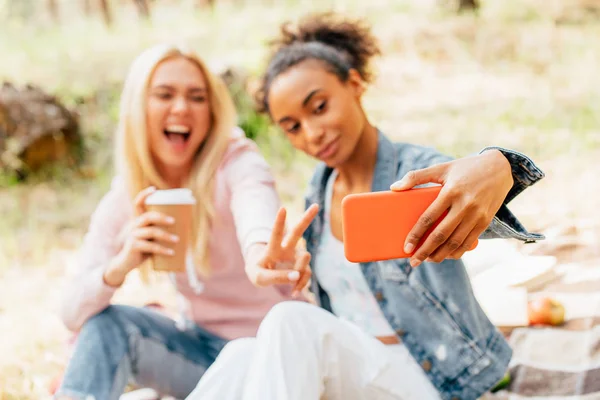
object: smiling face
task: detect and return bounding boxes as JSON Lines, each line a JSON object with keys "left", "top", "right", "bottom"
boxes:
{"left": 267, "top": 60, "right": 367, "bottom": 168}
{"left": 146, "top": 56, "right": 211, "bottom": 172}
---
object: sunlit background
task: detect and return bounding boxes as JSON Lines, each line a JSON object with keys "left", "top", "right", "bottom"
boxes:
{"left": 1, "top": 0, "right": 599, "bottom": 398}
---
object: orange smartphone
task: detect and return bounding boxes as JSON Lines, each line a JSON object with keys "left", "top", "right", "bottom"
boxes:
{"left": 341, "top": 186, "right": 478, "bottom": 263}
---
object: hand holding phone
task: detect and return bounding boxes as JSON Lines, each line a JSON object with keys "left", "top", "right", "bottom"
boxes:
{"left": 341, "top": 186, "right": 478, "bottom": 263}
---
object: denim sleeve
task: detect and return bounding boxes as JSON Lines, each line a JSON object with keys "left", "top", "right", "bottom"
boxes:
{"left": 479, "top": 147, "right": 545, "bottom": 204}
{"left": 405, "top": 145, "right": 545, "bottom": 242}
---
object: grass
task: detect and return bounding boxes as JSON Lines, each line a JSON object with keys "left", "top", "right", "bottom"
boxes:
{"left": 1, "top": 0, "right": 599, "bottom": 398}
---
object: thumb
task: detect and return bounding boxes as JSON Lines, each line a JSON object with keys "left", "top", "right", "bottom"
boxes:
{"left": 134, "top": 186, "right": 156, "bottom": 216}
{"left": 390, "top": 163, "right": 448, "bottom": 191}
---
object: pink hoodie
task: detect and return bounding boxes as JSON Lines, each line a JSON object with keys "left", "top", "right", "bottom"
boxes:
{"left": 60, "top": 132, "right": 295, "bottom": 340}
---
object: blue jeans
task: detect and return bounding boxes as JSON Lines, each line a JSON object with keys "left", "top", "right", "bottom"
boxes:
{"left": 55, "top": 305, "right": 227, "bottom": 400}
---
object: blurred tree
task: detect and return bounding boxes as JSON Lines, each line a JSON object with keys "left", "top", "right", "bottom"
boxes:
{"left": 47, "top": 0, "right": 59, "bottom": 22}
{"left": 99, "top": 0, "right": 113, "bottom": 27}
{"left": 197, "top": 0, "right": 216, "bottom": 8}
{"left": 458, "top": 0, "right": 479, "bottom": 12}
{"left": 133, "top": 0, "right": 151, "bottom": 19}
{"left": 83, "top": 0, "right": 92, "bottom": 16}
{"left": 78, "top": 0, "right": 151, "bottom": 26}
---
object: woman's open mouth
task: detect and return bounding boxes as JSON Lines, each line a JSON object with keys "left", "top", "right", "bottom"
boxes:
{"left": 164, "top": 124, "right": 191, "bottom": 152}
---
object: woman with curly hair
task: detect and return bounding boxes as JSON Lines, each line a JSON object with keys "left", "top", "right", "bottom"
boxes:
{"left": 189, "top": 13, "right": 544, "bottom": 400}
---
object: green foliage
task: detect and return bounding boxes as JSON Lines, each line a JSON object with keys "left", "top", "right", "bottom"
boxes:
{"left": 222, "top": 70, "right": 297, "bottom": 167}
{"left": 0, "top": 169, "right": 20, "bottom": 187}
{"left": 226, "top": 76, "right": 270, "bottom": 142}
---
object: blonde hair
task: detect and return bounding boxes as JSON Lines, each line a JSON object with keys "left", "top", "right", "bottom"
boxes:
{"left": 115, "top": 43, "right": 236, "bottom": 277}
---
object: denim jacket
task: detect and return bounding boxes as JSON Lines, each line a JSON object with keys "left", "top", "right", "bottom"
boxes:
{"left": 303, "top": 131, "right": 545, "bottom": 400}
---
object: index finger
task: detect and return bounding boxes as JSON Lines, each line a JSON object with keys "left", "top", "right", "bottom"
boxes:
{"left": 134, "top": 186, "right": 157, "bottom": 216}
{"left": 410, "top": 206, "right": 464, "bottom": 265}
{"left": 136, "top": 211, "right": 175, "bottom": 227}
{"left": 404, "top": 193, "right": 450, "bottom": 259}
{"left": 282, "top": 204, "right": 319, "bottom": 252}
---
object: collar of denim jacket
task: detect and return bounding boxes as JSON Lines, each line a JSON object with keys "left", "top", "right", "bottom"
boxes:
{"left": 370, "top": 130, "right": 398, "bottom": 193}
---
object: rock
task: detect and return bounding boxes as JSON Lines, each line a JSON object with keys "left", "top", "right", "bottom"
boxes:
{"left": 0, "top": 82, "right": 81, "bottom": 178}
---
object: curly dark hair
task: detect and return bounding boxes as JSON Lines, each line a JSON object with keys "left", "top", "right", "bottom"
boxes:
{"left": 255, "top": 13, "right": 381, "bottom": 114}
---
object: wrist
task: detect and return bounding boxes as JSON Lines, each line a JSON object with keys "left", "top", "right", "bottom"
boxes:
{"left": 484, "top": 149, "right": 513, "bottom": 187}
{"left": 102, "top": 257, "right": 128, "bottom": 288}
{"left": 246, "top": 242, "right": 267, "bottom": 266}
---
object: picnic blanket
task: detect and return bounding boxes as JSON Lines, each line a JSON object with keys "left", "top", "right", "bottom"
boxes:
{"left": 482, "top": 282, "right": 600, "bottom": 399}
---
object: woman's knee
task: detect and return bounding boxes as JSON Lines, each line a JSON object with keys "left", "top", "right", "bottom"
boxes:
{"left": 259, "top": 301, "right": 325, "bottom": 334}
{"left": 217, "top": 337, "right": 255, "bottom": 361}
{"left": 78, "top": 305, "right": 132, "bottom": 342}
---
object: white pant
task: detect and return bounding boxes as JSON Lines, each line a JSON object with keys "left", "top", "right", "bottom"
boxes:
{"left": 187, "top": 301, "right": 441, "bottom": 400}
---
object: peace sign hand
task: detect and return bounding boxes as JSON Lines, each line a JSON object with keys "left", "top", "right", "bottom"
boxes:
{"left": 245, "top": 204, "right": 319, "bottom": 298}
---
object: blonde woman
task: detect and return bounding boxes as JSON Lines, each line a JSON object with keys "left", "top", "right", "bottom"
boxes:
{"left": 54, "top": 43, "right": 311, "bottom": 400}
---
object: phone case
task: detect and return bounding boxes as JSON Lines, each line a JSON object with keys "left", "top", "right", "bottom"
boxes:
{"left": 341, "top": 186, "right": 478, "bottom": 263}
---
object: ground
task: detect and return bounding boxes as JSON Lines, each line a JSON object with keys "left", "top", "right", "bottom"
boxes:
{"left": 0, "top": 0, "right": 599, "bottom": 398}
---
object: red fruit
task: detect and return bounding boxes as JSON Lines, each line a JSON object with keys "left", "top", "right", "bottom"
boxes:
{"left": 528, "top": 297, "right": 565, "bottom": 326}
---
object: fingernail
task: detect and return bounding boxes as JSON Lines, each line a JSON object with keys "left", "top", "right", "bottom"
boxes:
{"left": 292, "top": 290, "right": 299, "bottom": 298}
{"left": 166, "top": 217, "right": 175, "bottom": 224}
{"left": 168, "top": 249, "right": 175, "bottom": 255}
{"left": 390, "top": 179, "right": 406, "bottom": 190}
{"left": 288, "top": 271, "right": 300, "bottom": 281}
{"left": 171, "top": 235, "right": 179, "bottom": 242}
{"left": 410, "top": 259, "right": 421, "bottom": 267}
{"left": 404, "top": 243, "right": 414, "bottom": 254}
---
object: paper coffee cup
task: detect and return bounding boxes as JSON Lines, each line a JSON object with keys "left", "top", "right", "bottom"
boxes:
{"left": 144, "top": 188, "right": 196, "bottom": 272}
